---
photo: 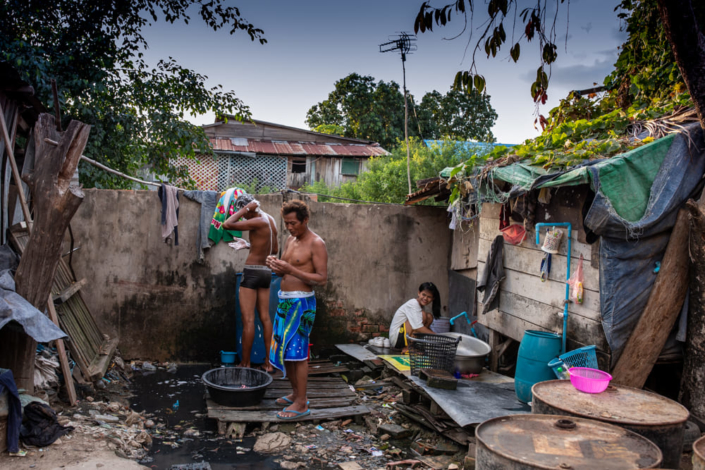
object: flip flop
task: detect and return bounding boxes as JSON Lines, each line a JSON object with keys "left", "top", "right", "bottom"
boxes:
{"left": 275, "top": 396, "right": 294, "bottom": 405}
{"left": 277, "top": 408, "right": 311, "bottom": 420}
{"left": 280, "top": 401, "right": 309, "bottom": 411}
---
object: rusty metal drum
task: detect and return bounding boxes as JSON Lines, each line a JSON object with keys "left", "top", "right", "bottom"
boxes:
{"left": 532, "top": 380, "right": 689, "bottom": 469}
{"left": 476, "top": 414, "right": 662, "bottom": 470}
{"left": 694, "top": 435, "right": 705, "bottom": 470}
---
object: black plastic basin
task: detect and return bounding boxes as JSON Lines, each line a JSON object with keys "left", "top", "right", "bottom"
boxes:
{"left": 202, "top": 367, "right": 273, "bottom": 407}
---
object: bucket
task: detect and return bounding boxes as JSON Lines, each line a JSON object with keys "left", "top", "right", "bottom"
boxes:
{"left": 431, "top": 317, "right": 451, "bottom": 333}
{"left": 220, "top": 351, "right": 237, "bottom": 364}
{"left": 515, "top": 330, "right": 561, "bottom": 403}
{"left": 541, "top": 228, "right": 564, "bottom": 253}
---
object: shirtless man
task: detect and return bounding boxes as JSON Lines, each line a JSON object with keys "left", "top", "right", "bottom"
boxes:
{"left": 223, "top": 194, "right": 278, "bottom": 371}
{"left": 266, "top": 200, "right": 327, "bottom": 419}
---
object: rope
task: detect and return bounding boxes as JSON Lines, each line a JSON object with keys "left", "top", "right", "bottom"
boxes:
{"left": 79, "top": 154, "right": 189, "bottom": 191}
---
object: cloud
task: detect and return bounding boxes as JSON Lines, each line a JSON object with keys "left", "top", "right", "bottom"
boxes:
{"left": 522, "top": 57, "right": 616, "bottom": 88}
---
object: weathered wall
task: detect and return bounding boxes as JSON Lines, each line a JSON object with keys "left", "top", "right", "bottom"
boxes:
{"left": 67, "top": 190, "right": 452, "bottom": 361}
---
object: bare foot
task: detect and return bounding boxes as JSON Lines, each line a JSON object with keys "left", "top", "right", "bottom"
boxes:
{"left": 263, "top": 360, "right": 274, "bottom": 373}
{"left": 275, "top": 393, "right": 295, "bottom": 406}
{"left": 237, "top": 361, "right": 251, "bottom": 368}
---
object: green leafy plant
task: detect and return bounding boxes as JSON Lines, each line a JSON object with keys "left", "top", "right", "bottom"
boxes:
{"left": 1, "top": 0, "right": 265, "bottom": 189}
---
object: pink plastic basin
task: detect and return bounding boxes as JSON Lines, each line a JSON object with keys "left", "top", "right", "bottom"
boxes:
{"left": 569, "top": 367, "right": 612, "bottom": 393}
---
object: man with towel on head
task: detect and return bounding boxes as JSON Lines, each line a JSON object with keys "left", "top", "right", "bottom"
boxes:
{"left": 266, "top": 200, "right": 328, "bottom": 420}
{"left": 223, "top": 194, "right": 278, "bottom": 371}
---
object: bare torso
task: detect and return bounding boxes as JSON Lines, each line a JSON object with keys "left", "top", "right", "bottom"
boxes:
{"left": 280, "top": 232, "right": 321, "bottom": 291}
{"left": 245, "top": 214, "right": 277, "bottom": 266}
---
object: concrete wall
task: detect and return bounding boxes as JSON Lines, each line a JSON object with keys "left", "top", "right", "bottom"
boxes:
{"left": 67, "top": 189, "right": 452, "bottom": 361}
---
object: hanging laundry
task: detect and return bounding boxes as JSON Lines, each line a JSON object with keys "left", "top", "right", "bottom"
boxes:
{"left": 183, "top": 190, "right": 219, "bottom": 263}
{"left": 208, "top": 187, "right": 245, "bottom": 245}
{"left": 158, "top": 184, "right": 180, "bottom": 246}
{"left": 477, "top": 235, "right": 505, "bottom": 315}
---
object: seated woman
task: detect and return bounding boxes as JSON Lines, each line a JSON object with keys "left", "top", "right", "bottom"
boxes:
{"left": 389, "top": 282, "right": 441, "bottom": 351}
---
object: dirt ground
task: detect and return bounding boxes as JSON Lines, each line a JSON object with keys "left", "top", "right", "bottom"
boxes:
{"left": 0, "top": 431, "right": 147, "bottom": 470}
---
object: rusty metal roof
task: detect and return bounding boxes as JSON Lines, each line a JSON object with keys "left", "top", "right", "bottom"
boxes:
{"left": 210, "top": 137, "right": 388, "bottom": 158}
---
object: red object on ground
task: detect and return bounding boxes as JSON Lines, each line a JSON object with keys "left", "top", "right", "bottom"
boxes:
{"left": 308, "top": 343, "right": 313, "bottom": 361}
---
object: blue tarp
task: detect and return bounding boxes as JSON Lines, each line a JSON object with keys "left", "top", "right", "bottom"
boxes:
{"left": 584, "top": 124, "right": 705, "bottom": 364}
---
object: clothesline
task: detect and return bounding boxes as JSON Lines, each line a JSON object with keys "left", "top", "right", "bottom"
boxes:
{"left": 79, "top": 154, "right": 189, "bottom": 191}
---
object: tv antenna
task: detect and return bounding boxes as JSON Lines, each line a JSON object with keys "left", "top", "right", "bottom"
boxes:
{"left": 380, "top": 32, "right": 417, "bottom": 194}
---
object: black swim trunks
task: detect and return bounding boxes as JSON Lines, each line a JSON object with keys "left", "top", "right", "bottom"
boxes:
{"left": 240, "top": 265, "right": 272, "bottom": 290}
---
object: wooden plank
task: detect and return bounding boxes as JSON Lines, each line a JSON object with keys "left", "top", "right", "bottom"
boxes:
{"left": 611, "top": 209, "right": 689, "bottom": 388}
{"left": 479, "top": 217, "right": 592, "bottom": 261}
{"left": 208, "top": 404, "right": 371, "bottom": 423}
{"left": 207, "top": 397, "right": 356, "bottom": 411}
{"left": 488, "top": 329, "right": 500, "bottom": 372}
{"left": 264, "top": 388, "right": 355, "bottom": 399}
{"left": 87, "top": 337, "right": 119, "bottom": 381}
{"left": 451, "top": 220, "right": 479, "bottom": 270}
{"left": 52, "top": 278, "right": 86, "bottom": 304}
{"left": 478, "top": 261, "right": 601, "bottom": 321}
{"left": 492, "top": 290, "right": 609, "bottom": 351}
{"left": 479, "top": 309, "right": 611, "bottom": 368}
{"left": 267, "top": 382, "right": 352, "bottom": 390}
{"left": 47, "top": 300, "right": 77, "bottom": 406}
{"left": 478, "top": 238, "right": 599, "bottom": 292}
{"left": 308, "top": 365, "right": 349, "bottom": 375}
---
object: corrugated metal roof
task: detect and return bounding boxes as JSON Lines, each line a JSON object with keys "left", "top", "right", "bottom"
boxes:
{"left": 210, "top": 138, "right": 388, "bottom": 157}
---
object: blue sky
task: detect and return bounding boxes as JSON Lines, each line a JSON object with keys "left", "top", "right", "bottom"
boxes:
{"left": 142, "top": 1, "right": 626, "bottom": 145}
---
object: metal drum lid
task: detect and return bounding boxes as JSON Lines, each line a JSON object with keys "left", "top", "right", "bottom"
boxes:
{"left": 532, "top": 380, "right": 689, "bottom": 426}
{"left": 477, "top": 415, "right": 663, "bottom": 470}
{"left": 695, "top": 435, "right": 705, "bottom": 469}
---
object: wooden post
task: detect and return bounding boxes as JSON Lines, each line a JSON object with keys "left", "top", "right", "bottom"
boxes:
{"left": 488, "top": 329, "right": 500, "bottom": 372}
{"left": 611, "top": 209, "right": 689, "bottom": 388}
{"left": 680, "top": 198, "right": 705, "bottom": 421}
{"left": 47, "top": 300, "right": 77, "bottom": 406}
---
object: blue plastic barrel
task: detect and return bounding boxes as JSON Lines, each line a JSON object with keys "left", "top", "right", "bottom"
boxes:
{"left": 234, "top": 273, "right": 281, "bottom": 365}
{"left": 515, "top": 330, "right": 561, "bottom": 403}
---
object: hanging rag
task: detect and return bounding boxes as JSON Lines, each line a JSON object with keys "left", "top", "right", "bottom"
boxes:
{"left": 208, "top": 188, "right": 245, "bottom": 245}
{"left": 447, "top": 200, "right": 459, "bottom": 230}
{"left": 20, "top": 401, "right": 74, "bottom": 447}
{"left": 500, "top": 224, "right": 527, "bottom": 245}
{"left": 183, "top": 190, "right": 219, "bottom": 263}
{"left": 158, "top": 184, "right": 180, "bottom": 246}
{"left": 499, "top": 203, "right": 511, "bottom": 230}
{"left": 477, "top": 235, "right": 505, "bottom": 314}
{"left": 0, "top": 369, "right": 22, "bottom": 453}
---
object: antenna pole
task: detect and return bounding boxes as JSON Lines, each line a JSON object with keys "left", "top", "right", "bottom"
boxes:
{"left": 402, "top": 55, "right": 411, "bottom": 194}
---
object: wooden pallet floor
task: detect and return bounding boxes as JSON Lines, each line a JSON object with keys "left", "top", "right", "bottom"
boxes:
{"left": 207, "top": 376, "right": 370, "bottom": 434}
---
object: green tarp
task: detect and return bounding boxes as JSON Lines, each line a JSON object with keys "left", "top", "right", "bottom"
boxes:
{"left": 475, "top": 134, "right": 676, "bottom": 222}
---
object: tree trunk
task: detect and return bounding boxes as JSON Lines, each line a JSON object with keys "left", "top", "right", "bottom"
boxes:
{"left": 681, "top": 198, "right": 705, "bottom": 421}
{"left": 657, "top": 0, "right": 705, "bottom": 128}
{"left": 8, "top": 114, "right": 89, "bottom": 391}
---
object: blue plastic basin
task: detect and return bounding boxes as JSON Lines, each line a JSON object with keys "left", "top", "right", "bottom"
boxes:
{"left": 220, "top": 351, "right": 237, "bottom": 364}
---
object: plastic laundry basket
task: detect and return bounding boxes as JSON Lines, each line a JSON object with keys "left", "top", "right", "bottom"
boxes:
{"left": 407, "top": 333, "right": 460, "bottom": 376}
{"left": 549, "top": 345, "right": 599, "bottom": 379}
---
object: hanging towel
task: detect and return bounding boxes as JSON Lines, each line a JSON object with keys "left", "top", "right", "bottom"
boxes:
{"left": 183, "top": 190, "right": 219, "bottom": 263}
{"left": 208, "top": 187, "right": 245, "bottom": 245}
{"left": 158, "top": 184, "right": 180, "bottom": 245}
{"left": 477, "top": 235, "right": 505, "bottom": 314}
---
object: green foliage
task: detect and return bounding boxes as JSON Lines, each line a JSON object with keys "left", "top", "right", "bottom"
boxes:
{"left": 0, "top": 0, "right": 265, "bottom": 189}
{"left": 440, "top": 0, "right": 698, "bottom": 205}
{"left": 416, "top": 89, "right": 497, "bottom": 142}
{"left": 233, "top": 178, "right": 278, "bottom": 195}
{"left": 313, "top": 124, "right": 346, "bottom": 136}
{"left": 306, "top": 74, "right": 498, "bottom": 149}
{"left": 301, "top": 138, "right": 490, "bottom": 204}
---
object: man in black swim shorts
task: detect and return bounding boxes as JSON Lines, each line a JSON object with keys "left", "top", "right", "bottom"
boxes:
{"left": 223, "top": 195, "right": 278, "bottom": 371}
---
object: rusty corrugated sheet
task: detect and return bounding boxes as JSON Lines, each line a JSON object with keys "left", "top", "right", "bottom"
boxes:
{"left": 210, "top": 138, "right": 387, "bottom": 157}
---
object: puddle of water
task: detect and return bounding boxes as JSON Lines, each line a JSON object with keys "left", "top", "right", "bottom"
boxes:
{"left": 130, "top": 364, "right": 283, "bottom": 469}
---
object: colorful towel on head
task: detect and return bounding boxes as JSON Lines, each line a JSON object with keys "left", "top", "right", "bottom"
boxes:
{"left": 208, "top": 188, "right": 245, "bottom": 244}
{"left": 270, "top": 291, "right": 316, "bottom": 377}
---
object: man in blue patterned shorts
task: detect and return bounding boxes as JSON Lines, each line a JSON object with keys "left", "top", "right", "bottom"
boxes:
{"left": 266, "top": 200, "right": 328, "bottom": 420}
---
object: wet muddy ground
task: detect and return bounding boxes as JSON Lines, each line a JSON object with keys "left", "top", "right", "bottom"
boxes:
{"left": 130, "top": 363, "right": 283, "bottom": 469}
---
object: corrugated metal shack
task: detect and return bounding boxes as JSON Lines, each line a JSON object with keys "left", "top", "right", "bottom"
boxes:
{"left": 175, "top": 117, "right": 388, "bottom": 191}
